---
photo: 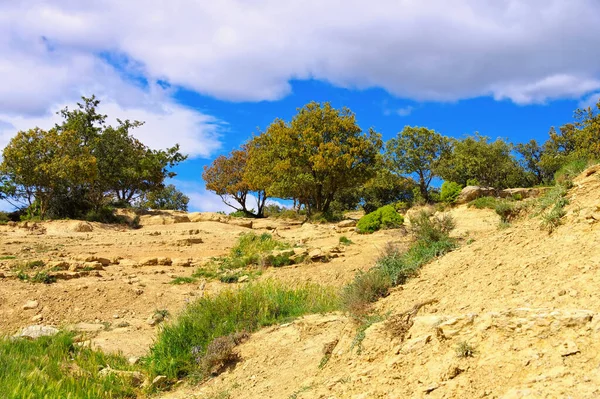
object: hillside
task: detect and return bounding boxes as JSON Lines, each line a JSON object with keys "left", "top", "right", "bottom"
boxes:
{"left": 2, "top": 166, "right": 599, "bottom": 398}
{"left": 159, "top": 166, "right": 600, "bottom": 399}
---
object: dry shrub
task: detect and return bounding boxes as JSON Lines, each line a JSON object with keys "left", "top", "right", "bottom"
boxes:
{"left": 200, "top": 332, "right": 248, "bottom": 376}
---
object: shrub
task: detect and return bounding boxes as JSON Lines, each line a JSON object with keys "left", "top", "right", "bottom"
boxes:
{"left": 494, "top": 201, "right": 515, "bottom": 223}
{"left": 339, "top": 236, "right": 353, "bottom": 246}
{"left": 170, "top": 277, "right": 197, "bottom": 285}
{"left": 144, "top": 281, "right": 339, "bottom": 380}
{"left": 440, "top": 181, "right": 462, "bottom": 203}
{"left": 554, "top": 158, "right": 591, "bottom": 184}
{"left": 0, "top": 212, "right": 9, "bottom": 224}
{"left": 341, "top": 269, "right": 391, "bottom": 317}
{"left": 456, "top": 341, "right": 476, "bottom": 358}
{"left": 356, "top": 205, "right": 404, "bottom": 234}
{"left": 198, "top": 332, "right": 248, "bottom": 377}
{"left": 30, "top": 271, "right": 56, "bottom": 284}
{"left": 409, "top": 211, "right": 455, "bottom": 244}
{"left": 536, "top": 184, "right": 569, "bottom": 232}
{"left": 468, "top": 196, "right": 499, "bottom": 209}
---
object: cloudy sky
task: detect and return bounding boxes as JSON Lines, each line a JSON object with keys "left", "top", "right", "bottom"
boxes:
{"left": 1, "top": 0, "right": 599, "bottom": 211}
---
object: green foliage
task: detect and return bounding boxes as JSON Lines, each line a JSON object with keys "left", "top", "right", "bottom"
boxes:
{"left": 170, "top": 277, "right": 197, "bottom": 285}
{"left": 144, "top": 281, "right": 339, "bottom": 380}
{"left": 343, "top": 215, "right": 455, "bottom": 318}
{"left": 245, "top": 102, "right": 382, "bottom": 214}
{"left": 468, "top": 196, "right": 499, "bottom": 209}
{"left": 339, "top": 236, "right": 353, "bottom": 246}
{"left": 0, "top": 332, "right": 140, "bottom": 398}
{"left": 437, "top": 133, "right": 529, "bottom": 189}
{"left": 456, "top": 341, "right": 476, "bottom": 358}
{"left": 0, "top": 96, "right": 186, "bottom": 220}
{"left": 385, "top": 126, "right": 451, "bottom": 201}
{"left": 228, "top": 233, "right": 290, "bottom": 267}
{"left": 309, "top": 210, "right": 344, "bottom": 223}
{"left": 440, "top": 181, "right": 463, "bottom": 203}
{"left": 537, "top": 183, "right": 570, "bottom": 232}
{"left": 554, "top": 158, "right": 593, "bottom": 184}
{"left": 360, "top": 168, "right": 416, "bottom": 214}
{"left": 356, "top": 205, "right": 404, "bottom": 234}
{"left": 141, "top": 184, "right": 189, "bottom": 211}
{"left": 409, "top": 211, "right": 455, "bottom": 244}
{"left": 0, "top": 211, "right": 10, "bottom": 224}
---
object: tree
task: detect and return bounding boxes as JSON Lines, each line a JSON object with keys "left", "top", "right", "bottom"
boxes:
{"left": 0, "top": 96, "right": 186, "bottom": 219}
{"left": 436, "top": 133, "right": 528, "bottom": 189}
{"left": 203, "top": 146, "right": 269, "bottom": 217}
{"left": 385, "top": 126, "right": 450, "bottom": 202}
{"left": 516, "top": 139, "right": 553, "bottom": 185}
{"left": 245, "top": 102, "right": 382, "bottom": 214}
{"left": 360, "top": 167, "right": 416, "bottom": 213}
{"left": 0, "top": 128, "right": 96, "bottom": 217}
{"left": 142, "top": 184, "right": 190, "bottom": 211}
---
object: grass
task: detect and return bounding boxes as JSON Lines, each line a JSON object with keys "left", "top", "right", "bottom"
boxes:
{"left": 342, "top": 211, "right": 456, "bottom": 319}
{"left": 0, "top": 255, "right": 16, "bottom": 260}
{"left": 170, "top": 276, "right": 197, "bottom": 285}
{"left": 0, "top": 332, "right": 140, "bottom": 399}
{"left": 339, "top": 236, "right": 353, "bottom": 246}
{"left": 350, "top": 313, "right": 385, "bottom": 354}
{"left": 456, "top": 341, "right": 476, "bottom": 358}
{"left": 536, "top": 183, "right": 570, "bottom": 232}
{"left": 144, "top": 281, "right": 339, "bottom": 381}
{"left": 468, "top": 196, "right": 527, "bottom": 224}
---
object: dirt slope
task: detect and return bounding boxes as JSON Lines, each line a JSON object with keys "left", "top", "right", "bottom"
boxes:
{"left": 162, "top": 166, "right": 600, "bottom": 399}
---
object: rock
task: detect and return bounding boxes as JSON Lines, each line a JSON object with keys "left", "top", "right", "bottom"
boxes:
{"left": 31, "top": 314, "right": 43, "bottom": 322}
{"left": 71, "top": 323, "right": 106, "bottom": 333}
{"left": 147, "top": 313, "right": 164, "bottom": 326}
{"left": 16, "top": 325, "right": 59, "bottom": 339}
{"left": 559, "top": 340, "right": 580, "bottom": 357}
{"left": 172, "top": 258, "right": 192, "bottom": 267}
{"left": 151, "top": 375, "right": 168, "bottom": 389}
{"left": 238, "top": 275, "right": 249, "bottom": 283}
{"left": 128, "top": 356, "right": 140, "bottom": 365}
{"left": 177, "top": 238, "right": 203, "bottom": 246}
{"left": 337, "top": 219, "right": 357, "bottom": 228}
{"left": 118, "top": 259, "right": 139, "bottom": 267}
{"left": 133, "top": 288, "right": 144, "bottom": 295}
{"left": 23, "top": 300, "right": 39, "bottom": 310}
{"left": 455, "top": 186, "right": 496, "bottom": 204}
{"left": 157, "top": 257, "right": 172, "bottom": 266}
{"left": 229, "top": 218, "right": 253, "bottom": 228}
{"left": 188, "top": 212, "right": 230, "bottom": 223}
{"left": 73, "top": 222, "right": 93, "bottom": 232}
{"left": 140, "top": 257, "right": 158, "bottom": 266}
{"left": 308, "top": 248, "right": 325, "bottom": 261}
{"left": 47, "top": 261, "right": 70, "bottom": 270}
{"left": 99, "top": 366, "right": 145, "bottom": 387}
{"left": 499, "top": 187, "right": 550, "bottom": 200}
{"left": 584, "top": 164, "right": 600, "bottom": 176}
{"left": 116, "top": 321, "right": 131, "bottom": 328}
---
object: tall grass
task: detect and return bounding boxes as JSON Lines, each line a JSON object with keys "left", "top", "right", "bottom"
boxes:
{"left": 341, "top": 211, "right": 456, "bottom": 318}
{"left": 0, "top": 332, "right": 139, "bottom": 399}
{"left": 144, "top": 281, "right": 339, "bottom": 380}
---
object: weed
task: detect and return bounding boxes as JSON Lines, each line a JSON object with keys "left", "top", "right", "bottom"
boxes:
{"left": 170, "top": 276, "right": 197, "bottom": 285}
{"left": 498, "top": 221, "right": 511, "bottom": 229}
{"left": 350, "top": 314, "right": 385, "bottom": 354}
{"left": 468, "top": 196, "right": 499, "bottom": 209}
{"left": 318, "top": 339, "right": 339, "bottom": 369}
{"left": 30, "top": 271, "right": 57, "bottom": 284}
{"left": 144, "top": 281, "right": 339, "bottom": 380}
{"left": 289, "top": 385, "right": 314, "bottom": 399}
{"left": 0, "top": 255, "right": 16, "bottom": 260}
{"left": 339, "top": 236, "right": 353, "bottom": 246}
{"left": 154, "top": 309, "right": 170, "bottom": 319}
{"left": 409, "top": 211, "right": 455, "bottom": 244}
{"left": 341, "top": 269, "right": 391, "bottom": 318}
{"left": 456, "top": 341, "right": 476, "bottom": 358}
{"left": 24, "top": 260, "right": 45, "bottom": 269}
{"left": 536, "top": 183, "right": 569, "bottom": 232}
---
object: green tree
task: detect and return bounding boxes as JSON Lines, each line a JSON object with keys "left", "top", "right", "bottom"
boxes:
{"left": 203, "top": 147, "right": 268, "bottom": 217}
{"left": 246, "top": 102, "right": 382, "bottom": 214}
{"left": 385, "top": 126, "right": 450, "bottom": 202}
{"left": 360, "top": 167, "right": 416, "bottom": 213}
{"left": 142, "top": 184, "right": 190, "bottom": 211}
{"left": 0, "top": 128, "right": 97, "bottom": 218}
{"left": 436, "top": 133, "right": 529, "bottom": 189}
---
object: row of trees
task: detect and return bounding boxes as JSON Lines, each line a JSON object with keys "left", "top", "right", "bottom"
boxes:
{"left": 204, "top": 99, "right": 600, "bottom": 216}
{"left": 0, "top": 96, "right": 188, "bottom": 219}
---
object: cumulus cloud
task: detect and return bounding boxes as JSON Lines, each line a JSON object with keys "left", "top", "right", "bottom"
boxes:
{"left": 2, "top": 0, "right": 600, "bottom": 107}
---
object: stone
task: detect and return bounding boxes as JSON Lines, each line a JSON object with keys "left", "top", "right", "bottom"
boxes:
{"left": 188, "top": 212, "right": 230, "bottom": 223}
{"left": 31, "top": 314, "right": 43, "bottom": 322}
{"left": 118, "top": 259, "right": 139, "bottom": 267}
{"left": 238, "top": 275, "right": 249, "bottom": 283}
{"left": 99, "top": 367, "right": 145, "bottom": 387}
{"left": 151, "top": 375, "right": 168, "bottom": 389}
{"left": 140, "top": 257, "right": 158, "bottom": 266}
{"left": 128, "top": 356, "right": 140, "bottom": 365}
{"left": 172, "top": 258, "right": 192, "bottom": 267}
{"left": 16, "top": 325, "right": 59, "bottom": 339}
{"left": 337, "top": 219, "right": 357, "bottom": 228}
{"left": 177, "top": 238, "right": 203, "bottom": 246}
{"left": 499, "top": 187, "right": 550, "bottom": 200}
{"left": 73, "top": 221, "right": 93, "bottom": 232}
{"left": 229, "top": 218, "right": 253, "bottom": 228}
{"left": 147, "top": 313, "right": 164, "bottom": 326}
{"left": 23, "top": 300, "right": 39, "bottom": 310}
{"left": 455, "top": 186, "right": 496, "bottom": 204}
{"left": 157, "top": 257, "right": 172, "bottom": 266}
{"left": 559, "top": 340, "right": 580, "bottom": 357}
{"left": 71, "top": 323, "right": 106, "bottom": 333}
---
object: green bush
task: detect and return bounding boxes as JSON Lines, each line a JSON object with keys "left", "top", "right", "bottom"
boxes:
{"left": 144, "top": 281, "right": 339, "bottom": 380}
{"left": 409, "top": 211, "right": 455, "bottom": 244}
{"left": 440, "top": 181, "right": 463, "bottom": 203}
{"left": 468, "top": 196, "right": 499, "bottom": 209}
{"left": 356, "top": 205, "right": 404, "bottom": 234}
{"left": 0, "top": 212, "right": 9, "bottom": 224}
{"left": 554, "top": 158, "right": 591, "bottom": 184}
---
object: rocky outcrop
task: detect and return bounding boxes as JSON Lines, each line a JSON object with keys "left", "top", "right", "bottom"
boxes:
{"left": 455, "top": 186, "right": 496, "bottom": 204}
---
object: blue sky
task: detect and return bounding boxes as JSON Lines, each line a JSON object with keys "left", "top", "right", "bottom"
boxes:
{"left": 1, "top": 1, "right": 600, "bottom": 212}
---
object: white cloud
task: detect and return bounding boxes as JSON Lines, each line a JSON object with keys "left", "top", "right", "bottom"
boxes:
{"left": 2, "top": 0, "right": 600, "bottom": 108}
{"left": 396, "top": 106, "right": 415, "bottom": 117}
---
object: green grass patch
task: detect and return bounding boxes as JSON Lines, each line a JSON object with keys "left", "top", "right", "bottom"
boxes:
{"left": 536, "top": 183, "right": 570, "bottom": 232}
{"left": 170, "top": 276, "right": 197, "bottom": 285}
{"left": 339, "top": 236, "right": 353, "bottom": 246}
{"left": 0, "top": 332, "right": 140, "bottom": 399}
{"left": 0, "top": 255, "right": 16, "bottom": 260}
{"left": 144, "top": 281, "right": 339, "bottom": 380}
